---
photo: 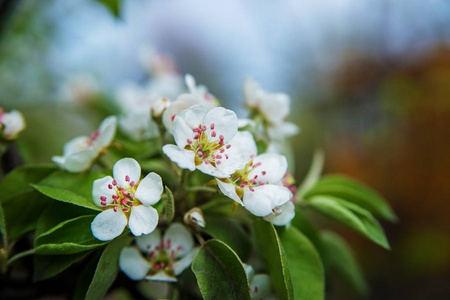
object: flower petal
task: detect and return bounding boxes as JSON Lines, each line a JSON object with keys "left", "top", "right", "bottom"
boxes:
{"left": 196, "top": 162, "right": 229, "bottom": 178}
{"left": 251, "top": 274, "right": 272, "bottom": 298}
{"left": 164, "top": 223, "right": 194, "bottom": 258}
{"left": 136, "top": 228, "right": 161, "bottom": 253}
{"left": 62, "top": 136, "right": 91, "bottom": 156}
{"left": 52, "top": 147, "right": 97, "bottom": 173}
{"left": 162, "top": 94, "right": 201, "bottom": 133}
{"left": 119, "top": 247, "right": 150, "bottom": 280}
{"left": 249, "top": 153, "right": 287, "bottom": 184}
{"left": 128, "top": 205, "right": 158, "bottom": 236}
{"left": 217, "top": 131, "right": 256, "bottom": 175}
{"left": 243, "top": 185, "right": 292, "bottom": 217}
{"left": 202, "top": 107, "right": 237, "bottom": 143}
{"left": 113, "top": 158, "right": 141, "bottom": 187}
{"left": 92, "top": 176, "right": 115, "bottom": 207}
{"left": 216, "top": 179, "right": 244, "bottom": 205}
{"left": 2, "top": 110, "right": 25, "bottom": 139}
{"left": 162, "top": 145, "right": 196, "bottom": 171}
{"left": 263, "top": 201, "right": 295, "bottom": 226}
{"left": 135, "top": 172, "right": 163, "bottom": 206}
{"left": 94, "top": 115, "right": 117, "bottom": 150}
{"left": 173, "top": 248, "right": 199, "bottom": 276}
{"left": 91, "top": 209, "right": 127, "bottom": 241}
{"left": 176, "top": 104, "right": 206, "bottom": 131}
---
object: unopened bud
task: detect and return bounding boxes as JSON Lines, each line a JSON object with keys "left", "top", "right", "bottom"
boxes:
{"left": 152, "top": 98, "right": 171, "bottom": 118}
{"left": 184, "top": 207, "right": 205, "bottom": 228}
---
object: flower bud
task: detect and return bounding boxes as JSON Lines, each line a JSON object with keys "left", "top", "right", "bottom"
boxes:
{"left": 183, "top": 207, "right": 205, "bottom": 228}
{"left": 152, "top": 98, "right": 171, "bottom": 118}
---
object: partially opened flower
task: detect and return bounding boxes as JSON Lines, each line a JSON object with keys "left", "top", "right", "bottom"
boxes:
{"left": 243, "top": 78, "right": 299, "bottom": 140}
{"left": 263, "top": 201, "right": 295, "bottom": 226}
{"left": 244, "top": 264, "right": 274, "bottom": 300}
{"left": 119, "top": 223, "right": 198, "bottom": 282}
{"left": 0, "top": 107, "right": 26, "bottom": 140}
{"left": 163, "top": 105, "right": 255, "bottom": 177}
{"left": 91, "top": 158, "right": 163, "bottom": 241}
{"left": 216, "top": 153, "right": 293, "bottom": 217}
{"left": 52, "top": 116, "right": 117, "bottom": 172}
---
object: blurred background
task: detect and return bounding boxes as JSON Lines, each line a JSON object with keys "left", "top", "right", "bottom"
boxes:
{"left": 1, "top": 0, "right": 450, "bottom": 299}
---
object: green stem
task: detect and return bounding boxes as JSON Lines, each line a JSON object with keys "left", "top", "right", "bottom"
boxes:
{"left": 6, "top": 248, "right": 34, "bottom": 265}
{"left": 185, "top": 186, "right": 217, "bottom": 193}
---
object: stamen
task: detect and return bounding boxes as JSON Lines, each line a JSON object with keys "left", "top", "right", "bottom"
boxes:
{"left": 108, "top": 184, "right": 113, "bottom": 189}
{"left": 259, "top": 181, "right": 264, "bottom": 185}
{"left": 130, "top": 181, "right": 135, "bottom": 187}
{"left": 262, "top": 171, "right": 266, "bottom": 175}
{"left": 201, "top": 125, "right": 207, "bottom": 131}
{"left": 198, "top": 144, "right": 203, "bottom": 150}
{"left": 112, "top": 180, "right": 117, "bottom": 186}
{"left": 219, "top": 135, "right": 224, "bottom": 140}
{"left": 211, "top": 131, "right": 216, "bottom": 137}
{"left": 113, "top": 207, "right": 118, "bottom": 212}
{"left": 226, "top": 144, "right": 231, "bottom": 149}
{"left": 194, "top": 134, "right": 200, "bottom": 139}
{"left": 217, "top": 161, "right": 221, "bottom": 165}
{"left": 100, "top": 196, "right": 107, "bottom": 201}
{"left": 210, "top": 123, "right": 215, "bottom": 130}
{"left": 125, "top": 175, "right": 130, "bottom": 182}
{"left": 187, "top": 139, "right": 192, "bottom": 144}
{"left": 249, "top": 187, "right": 255, "bottom": 192}
{"left": 205, "top": 160, "right": 210, "bottom": 164}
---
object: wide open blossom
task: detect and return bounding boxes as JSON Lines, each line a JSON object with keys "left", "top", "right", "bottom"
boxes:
{"left": 162, "top": 74, "right": 218, "bottom": 133}
{"left": 243, "top": 78, "right": 299, "bottom": 140}
{"left": 216, "top": 153, "right": 293, "bottom": 217}
{"left": 0, "top": 107, "right": 26, "bottom": 140}
{"left": 163, "top": 105, "right": 256, "bottom": 177}
{"left": 91, "top": 158, "right": 163, "bottom": 241}
{"left": 52, "top": 116, "right": 117, "bottom": 173}
{"left": 119, "top": 223, "right": 198, "bottom": 282}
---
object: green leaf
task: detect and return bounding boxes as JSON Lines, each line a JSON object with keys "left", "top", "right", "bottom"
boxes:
{"left": 161, "top": 186, "right": 175, "bottom": 224}
{"left": 0, "top": 165, "right": 56, "bottom": 203}
{"left": 204, "top": 217, "right": 252, "bottom": 262}
{"left": 296, "top": 149, "right": 324, "bottom": 199}
{"left": 85, "top": 234, "right": 132, "bottom": 300}
{"left": 96, "top": 0, "right": 122, "bottom": 18}
{"left": 2, "top": 191, "right": 52, "bottom": 240}
{"left": 307, "top": 196, "right": 390, "bottom": 249}
{"left": 304, "top": 175, "right": 397, "bottom": 222}
{"left": 33, "top": 250, "right": 92, "bottom": 281}
{"left": 32, "top": 184, "right": 100, "bottom": 211}
{"left": 35, "top": 215, "right": 106, "bottom": 255}
{"left": 0, "top": 202, "right": 6, "bottom": 248}
{"left": 253, "top": 219, "right": 293, "bottom": 300}
{"left": 140, "top": 159, "right": 179, "bottom": 186}
{"left": 277, "top": 226, "right": 325, "bottom": 300}
{"left": 192, "top": 239, "right": 251, "bottom": 300}
{"left": 321, "top": 231, "right": 368, "bottom": 296}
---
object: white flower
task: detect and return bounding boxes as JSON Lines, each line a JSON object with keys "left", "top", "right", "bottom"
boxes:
{"left": 243, "top": 78, "right": 299, "bottom": 140}
{"left": 0, "top": 108, "right": 26, "bottom": 140}
{"left": 216, "top": 153, "right": 293, "bottom": 217}
{"left": 119, "top": 223, "right": 198, "bottom": 282}
{"left": 244, "top": 264, "right": 274, "bottom": 300}
{"left": 119, "top": 111, "right": 159, "bottom": 141}
{"left": 91, "top": 158, "right": 163, "bottom": 241}
{"left": 162, "top": 75, "right": 218, "bottom": 133}
{"left": 263, "top": 201, "right": 295, "bottom": 226}
{"left": 162, "top": 105, "right": 256, "bottom": 177}
{"left": 52, "top": 116, "right": 117, "bottom": 173}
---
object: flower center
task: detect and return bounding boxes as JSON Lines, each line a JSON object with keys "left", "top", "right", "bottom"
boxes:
{"left": 229, "top": 156, "right": 266, "bottom": 197}
{"left": 99, "top": 175, "right": 140, "bottom": 215}
{"left": 146, "top": 238, "right": 184, "bottom": 277}
{"left": 185, "top": 122, "right": 231, "bottom": 167}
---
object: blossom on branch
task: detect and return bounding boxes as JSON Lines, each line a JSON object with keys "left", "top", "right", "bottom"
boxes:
{"left": 52, "top": 116, "right": 117, "bottom": 172}
{"left": 0, "top": 107, "right": 26, "bottom": 140}
{"left": 119, "top": 223, "right": 198, "bottom": 282}
{"left": 91, "top": 158, "right": 163, "bottom": 241}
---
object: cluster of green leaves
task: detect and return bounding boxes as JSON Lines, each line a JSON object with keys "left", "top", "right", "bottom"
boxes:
{"left": 0, "top": 140, "right": 396, "bottom": 300}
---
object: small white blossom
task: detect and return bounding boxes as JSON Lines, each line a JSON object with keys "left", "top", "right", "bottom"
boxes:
{"left": 52, "top": 116, "right": 117, "bottom": 173}
{"left": 244, "top": 264, "right": 274, "bottom": 300}
{"left": 243, "top": 78, "right": 299, "bottom": 140}
{"left": 263, "top": 201, "right": 295, "bottom": 226}
{"left": 216, "top": 153, "right": 293, "bottom": 217}
{"left": 0, "top": 108, "right": 26, "bottom": 140}
{"left": 162, "top": 75, "right": 218, "bottom": 133}
{"left": 91, "top": 158, "right": 163, "bottom": 241}
{"left": 163, "top": 105, "right": 255, "bottom": 177}
{"left": 119, "top": 223, "right": 198, "bottom": 282}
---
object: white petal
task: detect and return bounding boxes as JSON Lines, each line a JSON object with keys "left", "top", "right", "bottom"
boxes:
{"left": 63, "top": 136, "right": 91, "bottom": 156}
{"left": 113, "top": 158, "right": 141, "bottom": 187}
{"left": 128, "top": 205, "right": 159, "bottom": 236}
{"left": 162, "top": 145, "right": 196, "bottom": 171}
{"left": 202, "top": 107, "right": 237, "bottom": 143}
{"left": 218, "top": 131, "right": 256, "bottom": 175}
{"left": 216, "top": 179, "right": 243, "bottom": 206}
{"left": 135, "top": 172, "right": 163, "bottom": 206}
{"left": 173, "top": 248, "right": 199, "bottom": 275}
{"left": 145, "top": 271, "right": 177, "bottom": 282}
{"left": 92, "top": 176, "right": 115, "bottom": 207}
{"left": 94, "top": 115, "right": 117, "bottom": 150}
{"left": 176, "top": 104, "right": 206, "bottom": 130}
{"left": 52, "top": 147, "right": 97, "bottom": 173}
{"left": 261, "top": 93, "right": 290, "bottom": 125}
{"left": 119, "top": 247, "right": 150, "bottom": 280}
{"left": 196, "top": 162, "right": 229, "bottom": 178}
{"left": 2, "top": 110, "right": 25, "bottom": 139}
{"left": 243, "top": 264, "right": 255, "bottom": 282}
{"left": 263, "top": 201, "right": 296, "bottom": 226}
{"left": 172, "top": 110, "right": 196, "bottom": 148}
{"left": 91, "top": 209, "right": 127, "bottom": 241}
{"left": 251, "top": 274, "right": 272, "bottom": 298}
{"left": 136, "top": 228, "right": 161, "bottom": 253}
{"left": 119, "top": 112, "right": 158, "bottom": 141}
{"left": 249, "top": 153, "right": 287, "bottom": 183}
{"left": 267, "top": 121, "right": 299, "bottom": 139}
{"left": 243, "top": 185, "right": 292, "bottom": 217}
{"left": 162, "top": 94, "right": 201, "bottom": 133}
{"left": 185, "top": 74, "right": 196, "bottom": 93}
{"left": 164, "top": 223, "right": 194, "bottom": 258}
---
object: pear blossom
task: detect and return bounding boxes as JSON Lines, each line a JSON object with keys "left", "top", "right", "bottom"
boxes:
{"left": 91, "top": 158, "right": 163, "bottom": 241}
{"left": 162, "top": 105, "right": 256, "bottom": 177}
{"left": 119, "top": 223, "right": 198, "bottom": 282}
{"left": 0, "top": 108, "right": 26, "bottom": 140}
{"left": 263, "top": 201, "right": 295, "bottom": 226}
{"left": 52, "top": 116, "right": 117, "bottom": 173}
{"left": 243, "top": 78, "right": 299, "bottom": 140}
{"left": 216, "top": 153, "right": 293, "bottom": 217}
{"left": 244, "top": 264, "right": 275, "bottom": 300}
{"left": 162, "top": 74, "right": 218, "bottom": 133}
